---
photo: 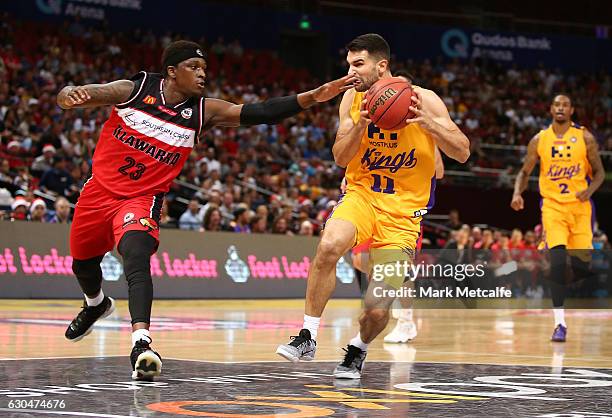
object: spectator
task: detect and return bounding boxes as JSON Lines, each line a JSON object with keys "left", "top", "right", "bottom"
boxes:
{"left": 250, "top": 215, "right": 268, "bottom": 233}
{"left": 232, "top": 206, "right": 251, "bottom": 233}
{"left": 219, "top": 191, "right": 235, "bottom": 226}
{"left": 0, "top": 159, "right": 12, "bottom": 184}
{"left": 471, "top": 226, "right": 483, "bottom": 247}
{"left": 272, "top": 216, "right": 293, "bottom": 236}
{"left": 197, "top": 189, "right": 222, "bottom": 222}
{"left": 299, "top": 220, "right": 314, "bottom": 236}
{"left": 39, "top": 156, "right": 73, "bottom": 197}
{"left": 179, "top": 199, "right": 201, "bottom": 231}
{"left": 30, "top": 145, "right": 56, "bottom": 175}
{"left": 510, "top": 228, "right": 525, "bottom": 249}
{"left": 48, "top": 196, "right": 71, "bottom": 223}
{"left": 29, "top": 198, "right": 47, "bottom": 222}
{"left": 474, "top": 228, "right": 494, "bottom": 250}
{"left": 202, "top": 206, "right": 222, "bottom": 232}
{"left": 10, "top": 196, "right": 28, "bottom": 221}
{"left": 445, "top": 209, "right": 462, "bottom": 230}
{"left": 198, "top": 148, "right": 221, "bottom": 174}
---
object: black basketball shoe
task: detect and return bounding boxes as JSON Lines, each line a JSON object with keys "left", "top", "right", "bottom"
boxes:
{"left": 65, "top": 297, "right": 115, "bottom": 342}
{"left": 333, "top": 345, "right": 367, "bottom": 379}
{"left": 131, "top": 339, "right": 162, "bottom": 381}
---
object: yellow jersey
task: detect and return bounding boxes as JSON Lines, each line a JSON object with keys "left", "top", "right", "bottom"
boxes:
{"left": 537, "top": 123, "right": 592, "bottom": 205}
{"left": 344, "top": 90, "right": 436, "bottom": 217}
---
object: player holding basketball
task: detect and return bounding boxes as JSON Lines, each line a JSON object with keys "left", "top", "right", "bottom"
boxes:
{"left": 511, "top": 94, "right": 604, "bottom": 342}
{"left": 277, "top": 33, "right": 469, "bottom": 378}
{"left": 57, "top": 40, "right": 357, "bottom": 380}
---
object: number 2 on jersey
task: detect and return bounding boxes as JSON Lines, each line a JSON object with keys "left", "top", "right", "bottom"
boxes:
{"left": 118, "top": 157, "right": 146, "bottom": 180}
{"left": 371, "top": 173, "right": 395, "bottom": 194}
{"left": 558, "top": 183, "right": 569, "bottom": 194}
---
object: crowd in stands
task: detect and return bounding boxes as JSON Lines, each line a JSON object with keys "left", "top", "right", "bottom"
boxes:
{"left": 0, "top": 13, "right": 610, "bottom": 243}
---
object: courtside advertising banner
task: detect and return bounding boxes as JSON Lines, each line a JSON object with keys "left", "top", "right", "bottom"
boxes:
{"left": 0, "top": 222, "right": 359, "bottom": 299}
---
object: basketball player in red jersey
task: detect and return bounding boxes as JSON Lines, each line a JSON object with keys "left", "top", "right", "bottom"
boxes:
{"left": 57, "top": 40, "right": 357, "bottom": 380}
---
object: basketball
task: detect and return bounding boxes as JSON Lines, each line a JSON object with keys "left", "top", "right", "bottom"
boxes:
{"left": 365, "top": 77, "right": 415, "bottom": 131}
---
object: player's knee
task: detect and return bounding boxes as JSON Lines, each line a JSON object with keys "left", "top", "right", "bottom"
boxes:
{"left": 361, "top": 308, "right": 389, "bottom": 324}
{"left": 119, "top": 232, "right": 156, "bottom": 274}
{"left": 317, "top": 235, "right": 349, "bottom": 264}
{"left": 72, "top": 256, "right": 102, "bottom": 278}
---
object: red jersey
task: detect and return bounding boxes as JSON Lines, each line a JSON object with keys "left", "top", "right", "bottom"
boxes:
{"left": 93, "top": 72, "right": 204, "bottom": 197}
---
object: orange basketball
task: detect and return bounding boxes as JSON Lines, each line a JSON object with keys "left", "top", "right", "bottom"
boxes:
{"left": 365, "top": 77, "right": 415, "bottom": 131}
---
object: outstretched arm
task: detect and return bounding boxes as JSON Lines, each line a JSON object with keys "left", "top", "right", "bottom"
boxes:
{"left": 576, "top": 129, "right": 605, "bottom": 201}
{"left": 203, "top": 74, "right": 357, "bottom": 128}
{"left": 511, "top": 135, "right": 539, "bottom": 211}
{"left": 57, "top": 80, "right": 135, "bottom": 109}
{"left": 407, "top": 88, "right": 470, "bottom": 163}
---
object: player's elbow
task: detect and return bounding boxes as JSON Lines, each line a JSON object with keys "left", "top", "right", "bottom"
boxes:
{"left": 454, "top": 147, "right": 470, "bottom": 163}
{"left": 456, "top": 139, "right": 470, "bottom": 163}
{"left": 332, "top": 144, "right": 348, "bottom": 167}
{"left": 333, "top": 153, "right": 348, "bottom": 168}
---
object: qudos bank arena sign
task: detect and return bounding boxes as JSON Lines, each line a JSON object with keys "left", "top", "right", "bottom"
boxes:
{"left": 441, "top": 28, "right": 552, "bottom": 62}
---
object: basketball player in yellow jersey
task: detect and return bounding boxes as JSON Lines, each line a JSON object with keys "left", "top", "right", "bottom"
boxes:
{"left": 277, "top": 33, "right": 470, "bottom": 378}
{"left": 511, "top": 94, "right": 604, "bottom": 342}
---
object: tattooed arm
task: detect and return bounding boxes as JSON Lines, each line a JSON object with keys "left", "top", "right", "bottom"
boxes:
{"left": 57, "top": 80, "right": 135, "bottom": 109}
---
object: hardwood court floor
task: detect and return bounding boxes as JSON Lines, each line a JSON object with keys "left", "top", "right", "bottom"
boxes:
{"left": 1, "top": 299, "right": 612, "bottom": 417}
{"left": 1, "top": 299, "right": 611, "bottom": 368}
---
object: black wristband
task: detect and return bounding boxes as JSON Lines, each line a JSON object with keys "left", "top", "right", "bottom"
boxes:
{"left": 240, "top": 95, "right": 302, "bottom": 126}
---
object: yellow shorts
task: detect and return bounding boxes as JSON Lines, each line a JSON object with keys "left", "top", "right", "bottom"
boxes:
{"left": 328, "top": 189, "right": 421, "bottom": 251}
{"left": 541, "top": 199, "right": 593, "bottom": 249}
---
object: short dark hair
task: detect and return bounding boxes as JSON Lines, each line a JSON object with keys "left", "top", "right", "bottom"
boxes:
{"left": 552, "top": 93, "right": 572, "bottom": 106}
{"left": 161, "top": 40, "right": 203, "bottom": 76}
{"left": 346, "top": 33, "right": 390, "bottom": 61}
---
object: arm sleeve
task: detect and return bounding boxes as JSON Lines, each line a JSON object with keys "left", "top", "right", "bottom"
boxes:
{"left": 239, "top": 95, "right": 302, "bottom": 126}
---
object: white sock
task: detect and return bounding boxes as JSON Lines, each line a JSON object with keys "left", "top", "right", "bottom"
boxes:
{"left": 85, "top": 290, "right": 104, "bottom": 307}
{"left": 398, "top": 308, "right": 413, "bottom": 322}
{"left": 553, "top": 308, "right": 566, "bottom": 327}
{"left": 303, "top": 314, "right": 320, "bottom": 340}
{"left": 132, "top": 329, "right": 151, "bottom": 346}
{"left": 349, "top": 333, "right": 369, "bottom": 352}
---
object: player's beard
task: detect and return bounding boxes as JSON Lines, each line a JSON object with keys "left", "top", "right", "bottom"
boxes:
{"left": 355, "top": 72, "right": 379, "bottom": 92}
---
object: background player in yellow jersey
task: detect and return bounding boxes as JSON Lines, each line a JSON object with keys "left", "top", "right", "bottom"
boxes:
{"left": 277, "top": 33, "right": 470, "bottom": 378}
{"left": 511, "top": 94, "right": 604, "bottom": 342}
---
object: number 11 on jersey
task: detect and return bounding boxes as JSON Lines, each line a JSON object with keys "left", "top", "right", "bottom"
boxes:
{"left": 371, "top": 173, "right": 395, "bottom": 194}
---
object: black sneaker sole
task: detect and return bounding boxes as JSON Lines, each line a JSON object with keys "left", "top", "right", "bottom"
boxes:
{"left": 132, "top": 350, "right": 162, "bottom": 381}
{"left": 67, "top": 298, "right": 116, "bottom": 342}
